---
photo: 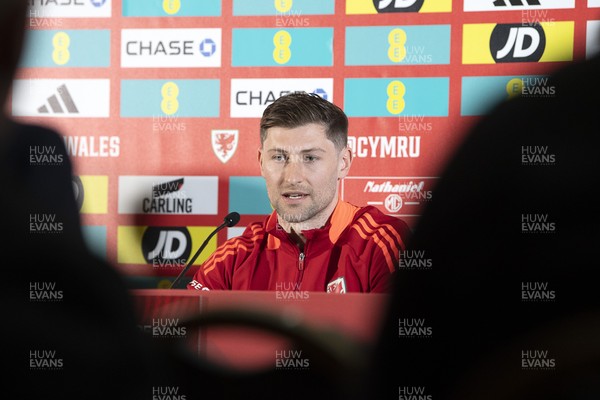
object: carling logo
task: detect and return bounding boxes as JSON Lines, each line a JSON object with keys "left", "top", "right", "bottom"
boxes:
{"left": 118, "top": 176, "right": 218, "bottom": 215}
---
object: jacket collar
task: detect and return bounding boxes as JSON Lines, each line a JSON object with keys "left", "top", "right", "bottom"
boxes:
{"left": 265, "top": 200, "right": 359, "bottom": 250}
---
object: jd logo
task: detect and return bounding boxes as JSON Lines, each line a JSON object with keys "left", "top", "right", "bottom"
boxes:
{"left": 142, "top": 227, "right": 191, "bottom": 266}
{"left": 373, "top": 0, "right": 424, "bottom": 13}
{"left": 491, "top": 23, "right": 546, "bottom": 63}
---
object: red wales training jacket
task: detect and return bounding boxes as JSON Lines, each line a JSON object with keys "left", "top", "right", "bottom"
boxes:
{"left": 187, "top": 200, "right": 411, "bottom": 293}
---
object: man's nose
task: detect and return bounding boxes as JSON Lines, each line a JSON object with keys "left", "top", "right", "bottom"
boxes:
{"left": 283, "top": 156, "right": 305, "bottom": 184}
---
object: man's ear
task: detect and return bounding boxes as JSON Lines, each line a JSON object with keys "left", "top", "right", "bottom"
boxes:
{"left": 338, "top": 146, "right": 353, "bottom": 180}
{"left": 257, "top": 148, "right": 265, "bottom": 176}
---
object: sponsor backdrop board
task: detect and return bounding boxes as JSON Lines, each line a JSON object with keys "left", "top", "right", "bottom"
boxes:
{"left": 13, "top": 0, "right": 596, "bottom": 288}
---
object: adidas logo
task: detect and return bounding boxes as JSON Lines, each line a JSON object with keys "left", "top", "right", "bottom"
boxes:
{"left": 493, "top": 0, "right": 541, "bottom": 6}
{"left": 37, "top": 84, "right": 79, "bottom": 114}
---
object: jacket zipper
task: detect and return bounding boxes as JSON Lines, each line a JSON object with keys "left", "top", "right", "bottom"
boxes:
{"left": 296, "top": 252, "right": 305, "bottom": 290}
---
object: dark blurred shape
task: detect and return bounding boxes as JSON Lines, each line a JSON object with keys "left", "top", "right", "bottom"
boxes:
{"left": 1, "top": 4, "right": 370, "bottom": 399}
{"left": 366, "top": 53, "right": 600, "bottom": 400}
{"left": 0, "top": 2, "right": 198, "bottom": 398}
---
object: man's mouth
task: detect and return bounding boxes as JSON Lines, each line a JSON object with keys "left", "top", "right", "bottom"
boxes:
{"left": 283, "top": 192, "right": 308, "bottom": 199}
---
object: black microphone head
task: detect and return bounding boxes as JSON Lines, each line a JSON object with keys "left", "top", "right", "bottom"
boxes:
{"left": 224, "top": 211, "right": 240, "bottom": 227}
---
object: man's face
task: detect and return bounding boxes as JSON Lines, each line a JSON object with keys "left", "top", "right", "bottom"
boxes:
{"left": 258, "top": 123, "right": 351, "bottom": 228}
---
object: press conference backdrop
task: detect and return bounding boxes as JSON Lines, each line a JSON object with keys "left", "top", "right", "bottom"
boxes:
{"left": 13, "top": 0, "right": 598, "bottom": 288}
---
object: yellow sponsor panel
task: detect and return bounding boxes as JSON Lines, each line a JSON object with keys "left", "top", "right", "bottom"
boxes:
{"left": 539, "top": 21, "right": 574, "bottom": 62}
{"left": 346, "top": 0, "right": 450, "bottom": 14}
{"left": 187, "top": 227, "right": 218, "bottom": 265}
{"left": 117, "top": 226, "right": 217, "bottom": 265}
{"left": 463, "top": 22, "right": 574, "bottom": 64}
{"left": 80, "top": 175, "right": 108, "bottom": 214}
{"left": 420, "top": 0, "right": 451, "bottom": 12}
{"left": 346, "top": 0, "right": 377, "bottom": 14}
{"left": 462, "top": 24, "right": 496, "bottom": 64}
{"left": 118, "top": 226, "right": 146, "bottom": 264}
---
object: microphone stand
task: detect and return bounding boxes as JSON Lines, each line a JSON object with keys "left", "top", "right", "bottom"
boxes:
{"left": 169, "top": 212, "right": 240, "bottom": 289}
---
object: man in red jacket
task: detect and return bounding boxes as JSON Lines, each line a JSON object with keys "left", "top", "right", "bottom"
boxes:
{"left": 188, "top": 92, "right": 411, "bottom": 293}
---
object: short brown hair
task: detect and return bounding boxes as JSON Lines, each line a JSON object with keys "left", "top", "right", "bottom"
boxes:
{"left": 259, "top": 91, "right": 348, "bottom": 151}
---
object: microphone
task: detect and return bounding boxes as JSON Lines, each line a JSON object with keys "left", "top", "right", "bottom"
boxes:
{"left": 169, "top": 211, "right": 240, "bottom": 289}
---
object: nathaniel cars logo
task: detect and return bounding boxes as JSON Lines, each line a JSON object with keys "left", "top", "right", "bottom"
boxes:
{"left": 121, "top": 28, "right": 222, "bottom": 68}
{"left": 491, "top": 23, "right": 546, "bottom": 62}
{"left": 230, "top": 78, "right": 333, "bottom": 118}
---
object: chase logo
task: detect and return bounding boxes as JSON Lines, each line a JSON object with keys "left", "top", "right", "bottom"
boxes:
{"left": 121, "top": 28, "right": 221, "bottom": 68}
{"left": 28, "top": 0, "right": 111, "bottom": 18}
{"left": 117, "top": 226, "right": 217, "bottom": 267}
{"left": 232, "top": 28, "right": 333, "bottom": 66}
{"left": 122, "top": 0, "right": 221, "bottom": 17}
{"left": 344, "top": 78, "right": 448, "bottom": 117}
{"left": 464, "top": 0, "right": 574, "bottom": 11}
{"left": 120, "top": 80, "right": 220, "bottom": 118}
{"left": 233, "top": 0, "right": 334, "bottom": 16}
{"left": 118, "top": 176, "right": 218, "bottom": 215}
{"left": 461, "top": 75, "right": 552, "bottom": 116}
{"left": 200, "top": 39, "right": 217, "bottom": 56}
{"left": 72, "top": 175, "right": 108, "bottom": 214}
{"left": 346, "top": 0, "right": 450, "bottom": 14}
{"left": 463, "top": 22, "right": 574, "bottom": 64}
{"left": 230, "top": 78, "right": 333, "bottom": 117}
{"left": 12, "top": 79, "right": 110, "bottom": 118}
{"left": 19, "top": 30, "right": 110, "bottom": 67}
{"left": 345, "top": 25, "right": 450, "bottom": 66}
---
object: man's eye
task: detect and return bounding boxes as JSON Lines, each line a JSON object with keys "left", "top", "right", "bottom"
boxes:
{"left": 273, "top": 154, "right": 287, "bottom": 162}
{"left": 304, "top": 155, "right": 317, "bottom": 162}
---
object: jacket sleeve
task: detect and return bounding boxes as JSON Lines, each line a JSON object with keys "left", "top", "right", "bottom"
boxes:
{"left": 186, "top": 246, "right": 232, "bottom": 291}
{"left": 367, "top": 213, "right": 411, "bottom": 293}
{"left": 186, "top": 224, "right": 259, "bottom": 290}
